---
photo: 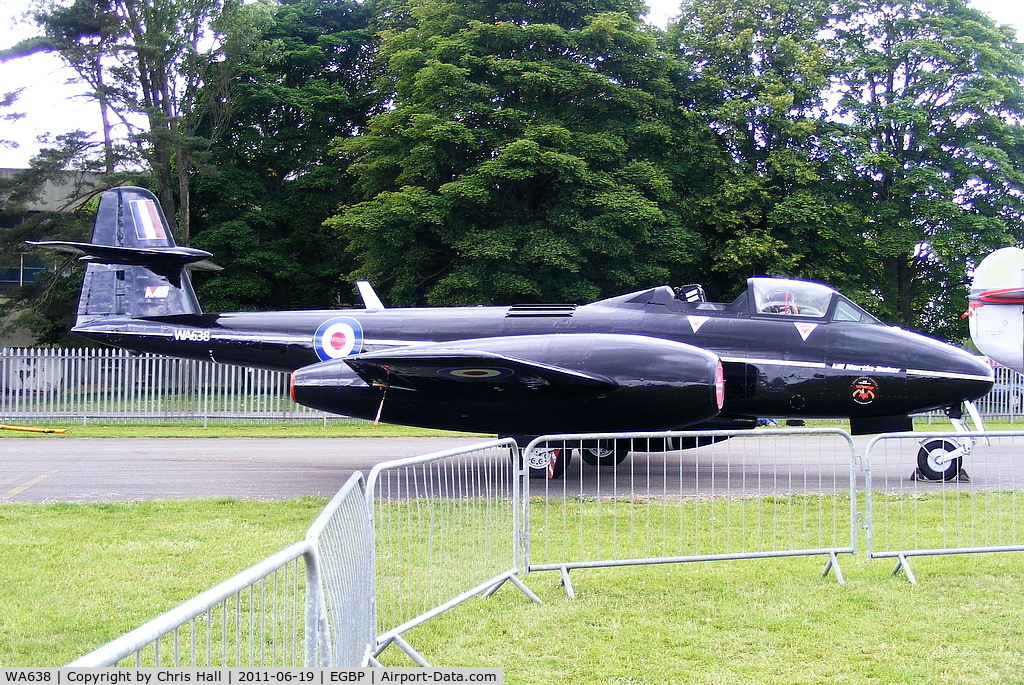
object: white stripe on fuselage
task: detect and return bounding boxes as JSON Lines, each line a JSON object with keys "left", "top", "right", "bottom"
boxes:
{"left": 720, "top": 356, "right": 829, "bottom": 370}
{"left": 722, "top": 356, "right": 991, "bottom": 383}
{"left": 94, "top": 328, "right": 993, "bottom": 382}
{"left": 906, "top": 368, "right": 993, "bottom": 382}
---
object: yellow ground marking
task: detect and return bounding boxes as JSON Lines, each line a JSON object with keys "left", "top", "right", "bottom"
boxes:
{"left": 0, "top": 470, "right": 59, "bottom": 501}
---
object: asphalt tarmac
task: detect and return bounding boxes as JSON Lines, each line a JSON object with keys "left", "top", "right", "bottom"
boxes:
{"left": 0, "top": 437, "right": 483, "bottom": 503}
{"left": 3, "top": 432, "right": 1023, "bottom": 503}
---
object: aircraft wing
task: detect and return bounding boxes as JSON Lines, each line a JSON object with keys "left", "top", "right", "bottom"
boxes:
{"left": 344, "top": 347, "right": 617, "bottom": 397}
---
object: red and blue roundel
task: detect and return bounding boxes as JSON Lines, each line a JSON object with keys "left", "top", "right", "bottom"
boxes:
{"left": 313, "top": 317, "right": 364, "bottom": 361}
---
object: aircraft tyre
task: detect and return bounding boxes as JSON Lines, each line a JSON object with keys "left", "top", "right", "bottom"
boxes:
{"left": 524, "top": 446, "right": 571, "bottom": 479}
{"left": 916, "top": 439, "right": 963, "bottom": 481}
{"left": 579, "top": 439, "right": 631, "bottom": 466}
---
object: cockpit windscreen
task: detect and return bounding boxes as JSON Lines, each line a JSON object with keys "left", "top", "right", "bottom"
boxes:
{"left": 749, "top": 278, "right": 879, "bottom": 323}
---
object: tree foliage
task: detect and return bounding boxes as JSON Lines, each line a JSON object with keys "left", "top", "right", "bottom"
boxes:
{"left": 189, "top": 0, "right": 377, "bottom": 310}
{"left": 4, "top": 0, "right": 1024, "bottom": 342}
{"left": 5, "top": 0, "right": 272, "bottom": 242}
{"left": 827, "top": 0, "right": 1024, "bottom": 335}
{"left": 328, "top": 0, "right": 702, "bottom": 305}
{"left": 662, "top": 0, "right": 1024, "bottom": 332}
{"left": 666, "top": 0, "right": 848, "bottom": 299}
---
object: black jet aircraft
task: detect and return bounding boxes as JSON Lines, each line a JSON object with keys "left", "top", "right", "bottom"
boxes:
{"left": 32, "top": 186, "right": 994, "bottom": 478}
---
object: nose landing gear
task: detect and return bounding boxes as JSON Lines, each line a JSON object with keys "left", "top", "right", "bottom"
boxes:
{"left": 913, "top": 404, "right": 979, "bottom": 482}
{"left": 915, "top": 438, "right": 968, "bottom": 481}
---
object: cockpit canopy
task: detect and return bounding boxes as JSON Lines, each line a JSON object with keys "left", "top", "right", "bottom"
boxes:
{"left": 748, "top": 277, "right": 879, "bottom": 323}
{"left": 603, "top": 277, "right": 881, "bottom": 324}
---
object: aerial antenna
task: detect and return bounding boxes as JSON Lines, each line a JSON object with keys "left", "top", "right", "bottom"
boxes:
{"left": 356, "top": 281, "right": 385, "bottom": 310}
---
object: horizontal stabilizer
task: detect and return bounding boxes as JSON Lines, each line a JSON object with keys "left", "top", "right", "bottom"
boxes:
{"left": 345, "top": 347, "right": 616, "bottom": 397}
{"left": 27, "top": 240, "right": 220, "bottom": 271}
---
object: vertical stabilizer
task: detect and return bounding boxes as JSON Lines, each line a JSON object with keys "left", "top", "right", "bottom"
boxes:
{"left": 78, "top": 187, "right": 204, "bottom": 323}
{"left": 30, "top": 187, "right": 213, "bottom": 325}
{"left": 92, "top": 185, "right": 176, "bottom": 248}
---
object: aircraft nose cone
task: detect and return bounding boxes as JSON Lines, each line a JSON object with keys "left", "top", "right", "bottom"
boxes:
{"left": 908, "top": 335, "right": 993, "bottom": 408}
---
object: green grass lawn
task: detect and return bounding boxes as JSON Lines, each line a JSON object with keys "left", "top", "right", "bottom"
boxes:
{"left": 0, "top": 422, "right": 484, "bottom": 439}
{"left": 4, "top": 422, "right": 1024, "bottom": 678}
{"left": 4, "top": 494, "right": 1024, "bottom": 682}
{"left": 376, "top": 491, "right": 1024, "bottom": 682}
{"left": 391, "top": 553, "right": 1024, "bottom": 683}
{"left": 0, "top": 498, "right": 326, "bottom": 666}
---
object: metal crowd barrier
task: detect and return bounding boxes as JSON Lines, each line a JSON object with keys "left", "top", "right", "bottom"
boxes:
{"left": 64, "top": 427, "right": 1024, "bottom": 667}
{"left": 522, "top": 429, "right": 859, "bottom": 594}
{"left": 305, "top": 473, "right": 376, "bottom": 667}
{"left": 864, "top": 430, "right": 1024, "bottom": 583}
{"left": 67, "top": 473, "right": 374, "bottom": 667}
{"left": 365, "top": 439, "right": 539, "bottom": 666}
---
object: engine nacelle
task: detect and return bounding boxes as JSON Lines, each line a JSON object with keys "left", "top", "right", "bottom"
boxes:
{"left": 969, "top": 247, "right": 1024, "bottom": 373}
{"left": 290, "top": 333, "right": 724, "bottom": 435}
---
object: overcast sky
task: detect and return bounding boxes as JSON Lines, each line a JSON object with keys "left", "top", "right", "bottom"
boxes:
{"left": 1, "top": 0, "right": 1023, "bottom": 168}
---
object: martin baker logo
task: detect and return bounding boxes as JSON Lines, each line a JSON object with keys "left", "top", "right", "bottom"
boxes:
{"left": 851, "top": 377, "right": 878, "bottom": 405}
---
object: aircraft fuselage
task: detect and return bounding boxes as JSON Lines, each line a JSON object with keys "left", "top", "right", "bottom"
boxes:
{"left": 73, "top": 282, "right": 992, "bottom": 436}
{"left": 32, "top": 186, "right": 995, "bottom": 474}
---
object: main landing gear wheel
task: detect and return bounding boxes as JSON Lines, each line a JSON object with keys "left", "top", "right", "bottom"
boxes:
{"left": 916, "top": 439, "right": 963, "bottom": 482}
{"left": 526, "top": 447, "right": 571, "bottom": 479}
{"left": 579, "top": 440, "right": 630, "bottom": 467}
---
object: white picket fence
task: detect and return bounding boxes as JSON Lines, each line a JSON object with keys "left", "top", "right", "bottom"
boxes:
{"left": 4, "top": 348, "right": 1022, "bottom": 427}
{"left": 0, "top": 347, "right": 356, "bottom": 425}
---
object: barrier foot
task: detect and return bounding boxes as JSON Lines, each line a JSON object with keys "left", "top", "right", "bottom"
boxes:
{"left": 391, "top": 635, "right": 431, "bottom": 667}
{"left": 480, "top": 577, "right": 503, "bottom": 599}
{"left": 891, "top": 553, "right": 918, "bottom": 585}
{"left": 821, "top": 551, "right": 845, "bottom": 585}
{"left": 507, "top": 573, "right": 544, "bottom": 604}
{"left": 559, "top": 566, "right": 576, "bottom": 599}
{"left": 481, "top": 573, "right": 542, "bottom": 604}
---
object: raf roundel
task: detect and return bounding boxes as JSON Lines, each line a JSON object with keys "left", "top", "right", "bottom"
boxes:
{"left": 313, "top": 317, "right": 364, "bottom": 361}
{"left": 438, "top": 367, "right": 514, "bottom": 380}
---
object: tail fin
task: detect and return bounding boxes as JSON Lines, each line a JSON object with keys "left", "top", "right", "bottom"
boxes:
{"left": 967, "top": 246, "right": 1024, "bottom": 373}
{"left": 28, "top": 186, "right": 216, "bottom": 325}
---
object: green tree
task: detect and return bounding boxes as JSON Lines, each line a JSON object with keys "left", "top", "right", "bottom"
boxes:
{"left": 329, "top": 0, "right": 702, "bottom": 306}
{"left": 189, "top": 0, "right": 377, "bottom": 311}
{"left": 13, "top": 0, "right": 123, "bottom": 174}
{"left": 664, "top": 0, "right": 866, "bottom": 300}
{"left": 828, "top": 0, "right": 1024, "bottom": 337}
{"left": 6, "top": 0, "right": 271, "bottom": 243}
{"left": 0, "top": 187, "right": 95, "bottom": 346}
{"left": 1, "top": 88, "right": 25, "bottom": 157}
